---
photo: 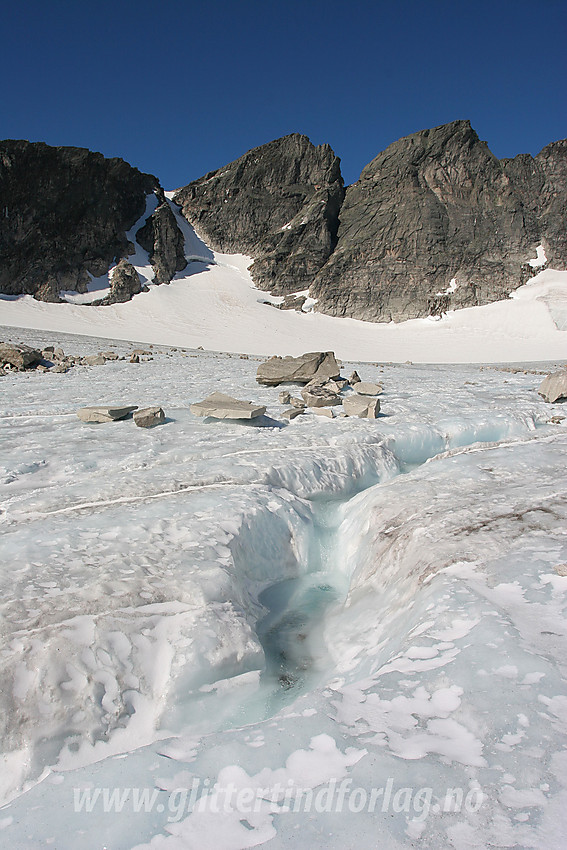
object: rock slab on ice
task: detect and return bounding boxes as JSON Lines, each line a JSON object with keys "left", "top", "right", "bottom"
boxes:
{"left": 354, "top": 381, "right": 383, "bottom": 396}
{"left": 76, "top": 405, "right": 138, "bottom": 423}
{"left": 343, "top": 395, "right": 381, "bottom": 418}
{"left": 301, "top": 384, "right": 342, "bottom": 407}
{"left": 133, "top": 406, "right": 165, "bottom": 427}
{"left": 190, "top": 392, "right": 266, "bottom": 420}
{"left": 538, "top": 369, "right": 567, "bottom": 403}
{"left": 256, "top": 351, "right": 340, "bottom": 385}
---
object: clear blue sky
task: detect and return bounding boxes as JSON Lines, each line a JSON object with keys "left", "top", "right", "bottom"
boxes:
{"left": 2, "top": 0, "right": 565, "bottom": 188}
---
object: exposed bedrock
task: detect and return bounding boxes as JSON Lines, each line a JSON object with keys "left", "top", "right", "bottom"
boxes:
{"left": 135, "top": 199, "right": 187, "bottom": 285}
{"left": 311, "top": 121, "right": 567, "bottom": 321}
{"left": 0, "top": 141, "right": 187, "bottom": 302}
{"left": 173, "top": 134, "right": 345, "bottom": 295}
{"left": 0, "top": 140, "right": 158, "bottom": 301}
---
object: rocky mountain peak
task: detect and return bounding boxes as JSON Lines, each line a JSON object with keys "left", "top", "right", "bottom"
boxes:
{"left": 0, "top": 140, "right": 186, "bottom": 303}
{"left": 310, "top": 120, "right": 565, "bottom": 322}
{"left": 173, "top": 133, "right": 344, "bottom": 295}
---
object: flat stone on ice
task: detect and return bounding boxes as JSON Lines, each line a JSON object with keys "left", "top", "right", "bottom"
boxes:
{"left": 354, "top": 381, "right": 383, "bottom": 396}
{"left": 76, "top": 405, "right": 138, "bottom": 423}
{"left": 190, "top": 392, "right": 266, "bottom": 420}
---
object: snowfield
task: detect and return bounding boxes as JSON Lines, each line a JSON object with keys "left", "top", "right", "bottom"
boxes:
{"left": 0, "top": 198, "right": 566, "bottom": 362}
{"left": 0, "top": 329, "right": 566, "bottom": 850}
{"left": 0, "top": 211, "right": 567, "bottom": 848}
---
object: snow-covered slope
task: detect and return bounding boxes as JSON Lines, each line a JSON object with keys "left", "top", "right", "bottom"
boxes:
{"left": 0, "top": 199, "right": 566, "bottom": 363}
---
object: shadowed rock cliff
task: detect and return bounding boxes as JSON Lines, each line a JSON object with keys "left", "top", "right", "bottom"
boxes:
{"left": 173, "top": 134, "right": 344, "bottom": 295}
{"left": 0, "top": 140, "right": 187, "bottom": 303}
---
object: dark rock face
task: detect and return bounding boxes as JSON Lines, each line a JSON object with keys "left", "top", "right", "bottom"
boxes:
{"left": 92, "top": 259, "right": 144, "bottom": 305}
{"left": 0, "top": 140, "right": 158, "bottom": 301}
{"left": 173, "top": 134, "right": 344, "bottom": 295}
{"left": 502, "top": 139, "right": 567, "bottom": 270}
{"left": 311, "top": 121, "right": 566, "bottom": 322}
{"left": 2, "top": 126, "right": 564, "bottom": 321}
{"left": 135, "top": 200, "right": 187, "bottom": 285}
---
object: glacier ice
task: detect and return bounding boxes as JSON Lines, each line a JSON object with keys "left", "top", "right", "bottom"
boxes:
{"left": 0, "top": 330, "right": 566, "bottom": 849}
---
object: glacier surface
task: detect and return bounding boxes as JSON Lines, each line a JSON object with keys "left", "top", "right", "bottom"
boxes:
{"left": 0, "top": 330, "right": 566, "bottom": 849}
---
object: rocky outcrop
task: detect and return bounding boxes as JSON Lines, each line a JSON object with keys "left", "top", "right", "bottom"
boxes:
{"left": 93, "top": 260, "right": 145, "bottom": 305}
{"left": 135, "top": 201, "right": 187, "bottom": 285}
{"left": 0, "top": 140, "right": 158, "bottom": 301}
{"left": 173, "top": 134, "right": 344, "bottom": 295}
{"left": 310, "top": 121, "right": 566, "bottom": 321}
{"left": 0, "top": 141, "right": 188, "bottom": 302}
{"left": 2, "top": 125, "right": 564, "bottom": 320}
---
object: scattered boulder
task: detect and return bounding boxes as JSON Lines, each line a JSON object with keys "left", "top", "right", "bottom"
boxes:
{"left": 290, "top": 397, "right": 306, "bottom": 409}
{"left": 538, "top": 370, "right": 567, "bottom": 403}
{"left": 190, "top": 392, "right": 266, "bottom": 420}
{"left": 279, "top": 390, "right": 291, "bottom": 404}
{"left": 101, "top": 351, "right": 119, "bottom": 361}
{"left": 76, "top": 405, "right": 138, "bottom": 423}
{"left": 301, "top": 385, "right": 341, "bottom": 408}
{"left": 0, "top": 343, "right": 42, "bottom": 370}
{"left": 349, "top": 371, "right": 361, "bottom": 384}
{"left": 274, "top": 294, "right": 308, "bottom": 311}
{"left": 257, "top": 351, "right": 340, "bottom": 385}
{"left": 134, "top": 407, "right": 165, "bottom": 428}
{"left": 83, "top": 355, "right": 106, "bottom": 366}
{"left": 312, "top": 407, "right": 336, "bottom": 418}
{"left": 343, "top": 395, "right": 381, "bottom": 418}
{"left": 354, "top": 381, "right": 383, "bottom": 396}
{"left": 282, "top": 407, "right": 305, "bottom": 420}
{"left": 130, "top": 354, "right": 140, "bottom": 363}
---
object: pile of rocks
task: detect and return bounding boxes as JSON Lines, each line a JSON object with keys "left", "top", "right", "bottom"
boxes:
{"left": 0, "top": 342, "right": 154, "bottom": 375}
{"left": 189, "top": 352, "right": 383, "bottom": 425}
{"left": 257, "top": 351, "right": 382, "bottom": 420}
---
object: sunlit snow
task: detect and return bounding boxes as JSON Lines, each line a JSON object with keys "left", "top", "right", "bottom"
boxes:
{"left": 0, "top": 216, "right": 566, "bottom": 849}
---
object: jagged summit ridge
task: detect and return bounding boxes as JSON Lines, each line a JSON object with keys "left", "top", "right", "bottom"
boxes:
{"left": 311, "top": 120, "right": 566, "bottom": 321}
{"left": 173, "top": 133, "right": 345, "bottom": 295}
{"left": 0, "top": 123, "right": 565, "bottom": 321}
